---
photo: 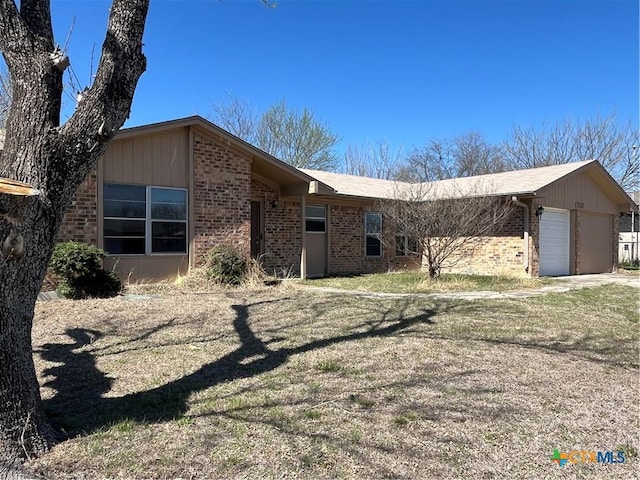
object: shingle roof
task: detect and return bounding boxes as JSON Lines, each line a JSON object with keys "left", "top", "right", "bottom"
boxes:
{"left": 301, "top": 160, "right": 594, "bottom": 200}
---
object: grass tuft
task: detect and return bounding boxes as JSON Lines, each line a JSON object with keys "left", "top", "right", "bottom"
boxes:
{"left": 315, "top": 359, "right": 342, "bottom": 372}
{"left": 301, "top": 272, "right": 553, "bottom": 294}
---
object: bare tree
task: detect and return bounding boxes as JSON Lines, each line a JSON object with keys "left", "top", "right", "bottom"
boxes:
{"left": 256, "top": 99, "right": 339, "bottom": 170}
{"left": 211, "top": 96, "right": 340, "bottom": 170}
{"left": 210, "top": 94, "right": 258, "bottom": 144}
{"left": 402, "top": 133, "right": 505, "bottom": 182}
{"left": 453, "top": 132, "right": 506, "bottom": 177}
{"left": 377, "top": 182, "right": 515, "bottom": 278}
{"left": 401, "top": 140, "right": 454, "bottom": 182}
{"left": 502, "top": 114, "right": 639, "bottom": 190}
{"left": 342, "top": 140, "right": 404, "bottom": 179}
{"left": 0, "top": 0, "right": 149, "bottom": 468}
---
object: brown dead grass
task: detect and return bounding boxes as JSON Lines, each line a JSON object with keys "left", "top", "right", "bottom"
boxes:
{"left": 26, "top": 284, "right": 639, "bottom": 479}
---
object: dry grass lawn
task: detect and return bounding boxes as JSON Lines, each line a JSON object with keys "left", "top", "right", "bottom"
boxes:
{"left": 26, "top": 283, "right": 639, "bottom": 479}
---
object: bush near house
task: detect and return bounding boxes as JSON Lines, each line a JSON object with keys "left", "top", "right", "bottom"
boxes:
{"left": 202, "top": 245, "right": 248, "bottom": 285}
{"left": 49, "top": 242, "right": 122, "bottom": 299}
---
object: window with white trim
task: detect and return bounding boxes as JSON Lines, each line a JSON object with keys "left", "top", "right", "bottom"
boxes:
{"left": 365, "top": 212, "right": 382, "bottom": 256}
{"left": 103, "top": 184, "right": 187, "bottom": 255}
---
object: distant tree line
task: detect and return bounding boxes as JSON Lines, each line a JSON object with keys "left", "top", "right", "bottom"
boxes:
{"left": 211, "top": 96, "right": 638, "bottom": 191}
{"left": 5, "top": 84, "right": 634, "bottom": 189}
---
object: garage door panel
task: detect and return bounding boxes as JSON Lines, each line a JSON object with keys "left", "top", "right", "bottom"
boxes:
{"left": 580, "top": 213, "right": 611, "bottom": 274}
{"left": 539, "top": 209, "right": 570, "bottom": 276}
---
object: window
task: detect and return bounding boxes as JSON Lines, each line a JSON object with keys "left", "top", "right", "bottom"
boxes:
{"left": 365, "top": 212, "right": 382, "bottom": 256}
{"left": 395, "top": 235, "right": 418, "bottom": 257}
{"left": 103, "top": 184, "right": 146, "bottom": 254}
{"left": 103, "top": 184, "right": 187, "bottom": 255}
{"left": 305, "top": 205, "right": 326, "bottom": 233}
{"left": 150, "top": 188, "right": 187, "bottom": 253}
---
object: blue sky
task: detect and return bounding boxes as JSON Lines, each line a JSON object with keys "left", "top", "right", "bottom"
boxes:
{"left": 50, "top": 0, "right": 639, "bottom": 155}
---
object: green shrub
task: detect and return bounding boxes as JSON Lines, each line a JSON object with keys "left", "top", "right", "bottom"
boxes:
{"left": 50, "top": 242, "right": 122, "bottom": 299}
{"left": 202, "top": 245, "right": 247, "bottom": 285}
{"left": 50, "top": 241, "right": 106, "bottom": 278}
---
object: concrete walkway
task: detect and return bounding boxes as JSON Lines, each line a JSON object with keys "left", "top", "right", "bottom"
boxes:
{"left": 298, "top": 273, "right": 640, "bottom": 301}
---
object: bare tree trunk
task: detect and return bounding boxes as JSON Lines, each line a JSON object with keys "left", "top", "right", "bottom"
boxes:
{"left": 0, "top": 0, "right": 149, "bottom": 463}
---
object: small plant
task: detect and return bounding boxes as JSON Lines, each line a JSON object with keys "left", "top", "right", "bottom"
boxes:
{"left": 392, "top": 416, "right": 409, "bottom": 427}
{"left": 349, "top": 394, "right": 375, "bottom": 409}
{"left": 303, "top": 409, "right": 322, "bottom": 420}
{"left": 202, "top": 245, "right": 247, "bottom": 285}
{"left": 315, "top": 359, "right": 342, "bottom": 372}
{"left": 49, "top": 242, "right": 122, "bottom": 299}
{"left": 392, "top": 412, "right": 418, "bottom": 427}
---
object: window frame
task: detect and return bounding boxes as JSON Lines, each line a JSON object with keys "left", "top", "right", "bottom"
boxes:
{"left": 305, "top": 204, "right": 327, "bottom": 234}
{"left": 103, "top": 183, "right": 188, "bottom": 256}
{"left": 395, "top": 234, "right": 418, "bottom": 257}
{"left": 364, "top": 211, "right": 382, "bottom": 257}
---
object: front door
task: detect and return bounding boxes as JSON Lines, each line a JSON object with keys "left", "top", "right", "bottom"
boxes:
{"left": 250, "top": 200, "right": 262, "bottom": 258}
{"left": 304, "top": 205, "right": 327, "bottom": 277}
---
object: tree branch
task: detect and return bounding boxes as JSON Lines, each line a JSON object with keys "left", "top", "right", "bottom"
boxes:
{"left": 19, "top": 0, "right": 53, "bottom": 49}
{"left": 0, "top": 0, "right": 31, "bottom": 54}
{"left": 59, "top": 0, "right": 149, "bottom": 176}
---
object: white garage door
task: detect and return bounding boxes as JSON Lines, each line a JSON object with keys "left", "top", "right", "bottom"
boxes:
{"left": 539, "top": 208, "right": 570, "bottom": 276}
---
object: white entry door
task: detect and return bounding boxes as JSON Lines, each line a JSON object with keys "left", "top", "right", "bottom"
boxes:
{"left": 539, "top": 208, "right": 570, "bottom": 276}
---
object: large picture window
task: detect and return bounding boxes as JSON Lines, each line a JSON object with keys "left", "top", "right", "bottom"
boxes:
{"left": 365, "top": 212, "right": 382, "bottom": 257}
{"left": 103, "top": 184, "right": 187, "bottom": 255}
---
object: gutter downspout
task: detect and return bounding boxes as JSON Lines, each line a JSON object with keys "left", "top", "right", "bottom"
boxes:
{"left": 511, "top": 196, "right": 529, "bottom": 273}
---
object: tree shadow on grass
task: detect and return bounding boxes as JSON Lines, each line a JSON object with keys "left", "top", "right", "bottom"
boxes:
{"left": 40, "top": 296, "right": 437, "bottom": 436}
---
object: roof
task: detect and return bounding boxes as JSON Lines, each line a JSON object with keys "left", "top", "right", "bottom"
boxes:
{"left": 114, "top": 116, "right": 635, "bottom": 210}
{"left": 302, "top": 160, "right": 637, "bottom": 211}
{"left": 302, "top": 161, "right": 593, "bottom": 199}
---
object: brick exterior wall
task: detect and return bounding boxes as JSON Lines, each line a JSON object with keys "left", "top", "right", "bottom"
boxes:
{"left": 328, "top": 203, "right": 421, "bottom": 276}
{"left": 192, "top": 133, "right": 251, "bottom": 263}
{"left": 328, "top": 204, "right": 365, "bottom": 275}
{"left": 251, "top": 177, "right": 302, "bottom": 275}
{"left": 58, "top": 169, "right": 98, "bottom": 244}
{"left": 440, "top": 206, "right": 529, "bottom": 277}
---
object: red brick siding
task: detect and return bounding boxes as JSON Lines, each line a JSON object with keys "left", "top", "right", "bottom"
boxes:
{"left": 439, "top": 206, "right": 528, "bottom": 276}
{"left": 328, "top": 204, "right": 364, "bottom": 274}
{"left": 58, "top": 169, "right": 98, "bottom": 244}
{"left": 192, "top": 134, "right": 251, "bottom": 263}
{"left": 251, "top": 177, "right": 302, "bottom": 275}
{"left": 327, "top": 203, "right": 421, "bottom": 275}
